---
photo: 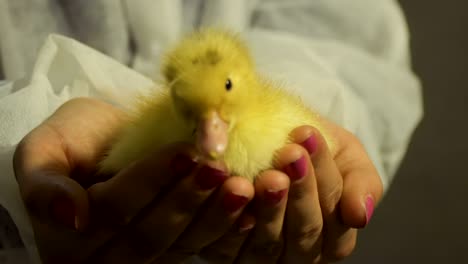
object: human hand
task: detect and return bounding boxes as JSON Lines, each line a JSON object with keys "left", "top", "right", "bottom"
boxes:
{"left": 13, "top": 98, "right": 255, "bottom": 263}
{"left": 235, "top": 123, "right": 384, "bottom": 263}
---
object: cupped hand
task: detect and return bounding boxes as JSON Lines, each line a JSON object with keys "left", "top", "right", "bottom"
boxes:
{"left": 13, "top": 97, "right": 383, "bottom": 264}
{"left": 236, "top": 123, "right": 384, "bottom": 263}
{"left": 13, "top": 98, "right": 254, "bottom": 263}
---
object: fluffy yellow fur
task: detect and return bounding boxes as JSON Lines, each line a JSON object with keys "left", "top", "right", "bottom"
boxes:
{"left": 100, "top": 28, "right": 335, "bottom": 181}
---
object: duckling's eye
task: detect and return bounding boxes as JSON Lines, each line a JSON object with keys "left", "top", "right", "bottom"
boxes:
{"left": 225, "top": 79, "right": 232, "bottom": 91}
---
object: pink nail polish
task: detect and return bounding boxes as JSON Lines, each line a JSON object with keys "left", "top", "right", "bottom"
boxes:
{"left": 301, "top": 134, "right": 318, "bottom": 155}
{"left": 223, "top": 193, "right": 249, "bottom": 213}
{"left": 283, "top": 155, "right": 307, "bottom": 181}
{"left": 195, "top": 166, "right": 228, "bottom": 190}
{"left": 264, "top": 189, "right": 287, "bottom": 205}
{"left": 365, "top": 195, "right": 375, "bottom": 225}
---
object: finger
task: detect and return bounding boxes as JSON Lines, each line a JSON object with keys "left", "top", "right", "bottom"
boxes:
{"left": 89, "top": 160, "right": 228, "bottom": 263}
{"left": 236, "top": 170, "right": 289, "bottom": 263}
{"left": 273, "top": 143, "right": 323, "bottom": 263}
{"left": 159, "top": 176, "right": 254, "bottom": 263}
{"left": 290, "top": 126, "right": 357, "bottom": 261}
{"left": 340, "top": 164, "right": 383, "bottom": 228}
{"left": 87, "top": 143, "right": 198, "bottom": 227}
{"left": 289, "top": 126, "right": 343, "bottom": 218}
{"left": 198, "top": 213, "right": 256, "bottom": 264}
{"left": 334, "top": 133, "right": 384, "bottom": 228}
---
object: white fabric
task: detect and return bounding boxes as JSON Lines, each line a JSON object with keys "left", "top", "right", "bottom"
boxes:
{"left": 0, "top": 0, "right": 423, "bottom": 263}
{"left": 0, "top": 35, "right": 154, "bottom": 264}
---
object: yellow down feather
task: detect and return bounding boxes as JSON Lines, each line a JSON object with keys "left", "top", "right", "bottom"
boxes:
{"left": 100, "top": 28, "right": 336, "bottom": 181}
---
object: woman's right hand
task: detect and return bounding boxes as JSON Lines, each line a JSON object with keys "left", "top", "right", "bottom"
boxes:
{"left": 13, "top": 98, "right": 254, "bottom": 263}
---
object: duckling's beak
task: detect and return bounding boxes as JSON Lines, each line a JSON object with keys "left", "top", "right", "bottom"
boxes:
{"left": 196, "top": 110, "right": 229, "bottom": 159}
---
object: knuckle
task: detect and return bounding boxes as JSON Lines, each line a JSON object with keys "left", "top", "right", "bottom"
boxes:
{"left": 200, "top": 228, "right": 250, "bottom": 261}
{"left": 288, "top": 183, "right": 311, "bottom": 201}
{"left": 321, "top": 183, "right": 343, "bottom": 216}
{"left": 326, "top": 239, "right": 357, "bottom": 262}
{"left": 251, "top": 239, "right": 284, "bottom": 259}
{"left": 201, "top": 243, "right": 240, "bottom": 261}
{"left": 292, "top": 221, "right": 323, "bottom": 250}
{"left": 167, "top": 244, "right": 200, "bottom": 258}
{"left": 323, "top": 237, "right": 356, "bottom": 262}
{"left": 99, "top": 206, "right": 133, "bottom": 227}
{"left": 126, "top": 226, "right": 167, "bottom": 257}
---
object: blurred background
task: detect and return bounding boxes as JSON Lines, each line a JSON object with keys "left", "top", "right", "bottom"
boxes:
{"left": 345, "top": 1, "right": 468, "bottom": 263}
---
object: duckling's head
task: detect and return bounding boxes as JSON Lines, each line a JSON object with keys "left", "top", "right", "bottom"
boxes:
{"left": 162, "top": 29, "right": 258, "bottom": 159}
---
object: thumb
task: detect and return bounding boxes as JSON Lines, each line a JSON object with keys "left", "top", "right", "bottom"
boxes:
{"left": 336, "top": 140, "right": 384, "bottom": 228}
{"left": 340, "top": 168, "right": 383, "bottom": 228}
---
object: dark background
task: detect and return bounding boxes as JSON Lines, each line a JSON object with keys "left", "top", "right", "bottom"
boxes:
{"left": 345, "top": 1, "right": 468, "bottom": 263}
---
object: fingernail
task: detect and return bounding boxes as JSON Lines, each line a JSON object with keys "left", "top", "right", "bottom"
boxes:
{"left": 170, "top": 153, "right": 198, "bottom": 177}
{"left": 195, "top": 166, "right": 228, "bottom": 190}
{"left": 223, "top": 193, "right": 249, "bottom": 213}
{"left": 238, "top": 214, "right": 256, "bottom": 233}
{"left": 301, "top": 134, "right": 318, "bottom": 155}
{"left": 239, "top": 222, "right": 255, "bottom": 233}
{"left": 283, "top": 155, "right": 307, "bottom": 181}
{"left": 50, "top": 197, "right": 76, "bottom": 230}
{"left": 365, "top": 195, "right": 375, "bottom": 225}
{"left": 264, "top": 189, "right": 287, "bottom": 206}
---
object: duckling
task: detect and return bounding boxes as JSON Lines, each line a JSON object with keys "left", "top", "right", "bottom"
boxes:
{"left": 100, "top": 28, "right": 335, "bottom": 181}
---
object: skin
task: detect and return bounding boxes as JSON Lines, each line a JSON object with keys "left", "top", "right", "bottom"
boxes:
{"left": 13, "top": 98, "right": 383, "bottom": 263}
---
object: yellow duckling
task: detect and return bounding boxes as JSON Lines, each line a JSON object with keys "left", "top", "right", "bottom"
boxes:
{"left": 100, "top": 28, "right": 335, "bottom": 181}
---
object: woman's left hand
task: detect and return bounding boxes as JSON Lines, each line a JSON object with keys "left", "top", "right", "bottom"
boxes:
{"left": 197, "top": 123, "right": 383, "bottom": 263}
